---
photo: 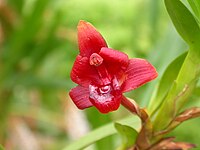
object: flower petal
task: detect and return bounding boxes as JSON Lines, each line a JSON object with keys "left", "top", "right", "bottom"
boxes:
{"left": 69, "top": 85, "right": 93, "bottom": 109}
{"left": 70, "top": 55, "right": 102, "bottom": 86}
{"left": 78, "top": 20, "right": 107, "bottom": 57}
{"left": 122, "top": 58, "right": 158, "bottom": 92}
{"left": 99, "top": 47, "right": 129, "bottom": 81}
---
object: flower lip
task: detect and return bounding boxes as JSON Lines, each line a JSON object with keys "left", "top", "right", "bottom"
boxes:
{"left": 89, "top": 82, "right": 122, "bottom": 113}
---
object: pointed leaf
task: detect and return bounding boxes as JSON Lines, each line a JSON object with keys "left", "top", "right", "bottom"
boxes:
{"left": 148, "top": 52, "right": 187, "bottom": 116}
{"left": 62, "top": 116, "right": 140, "bottom": 150}
{"left": 152, "top": 78, "right": 196, "bottom": 131}
{"left": 114, "top": 123, "right": 138, "bottom": 149}
{"left": 152, "top": 0, "right": 200, "bottom": 131}
{"left": 153, "top": 45, "right": 200, "bottom": 131}
{"left": 188, "top": 0, "right": 200, "bottom": 22}
{"left": 165, "top": 0, "right": 200, "bottom": 45}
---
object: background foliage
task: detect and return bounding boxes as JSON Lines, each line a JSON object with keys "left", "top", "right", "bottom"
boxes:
{"left": 0, "top": 0, "right": 199, "bottom": 149}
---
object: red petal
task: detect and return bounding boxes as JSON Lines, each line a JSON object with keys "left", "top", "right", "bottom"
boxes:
{"left": 70, "top": 55, "right": 102, "bottom": 86}
{"left": 122, "top": 58, "right": 158, "bottom": 92}
{"left": 99, "top": 47, "right": 129, "bottom": 81}
{"left": 78, "top": 20, "right": 107, "bottom": 57}
{"left": 69, "top": 85, "right": 93, "bottom": 109}
{"left": 89, "top": 84, "right": 122, "bottom": 113}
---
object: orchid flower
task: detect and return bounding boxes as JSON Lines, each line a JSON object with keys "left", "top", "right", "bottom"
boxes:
{"left": 69, "top": 20, "right": 158, "bottom": 113}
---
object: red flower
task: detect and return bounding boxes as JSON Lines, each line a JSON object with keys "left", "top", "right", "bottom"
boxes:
{"left": 69, "top": 20, "right": 158, "bottom": 113}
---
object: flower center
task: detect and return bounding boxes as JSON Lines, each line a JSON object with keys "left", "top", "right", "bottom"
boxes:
{"left": 89, "top": 53, "right": 111, "bottom": 85}
{"left": 90, "top": 53, "right": 103, "bottom": 66}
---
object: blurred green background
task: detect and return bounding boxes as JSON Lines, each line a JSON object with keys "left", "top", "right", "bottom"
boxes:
{"left": 0, "top": 0, "right": 199, "bottom": 149}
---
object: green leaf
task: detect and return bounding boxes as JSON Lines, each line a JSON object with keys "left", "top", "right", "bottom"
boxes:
{"left": 165, "top": 0, "right": 200, "bottom": 45}
{"left": 0, "top": 145, "right": 4, "bottom": 150}
{"left": 175, "top": 47, "right": 200, "bottom": 110}
{"left": 188, "top": 0, "right": 200, "bottom": 22}
{"left": 152, "top": 79, "right": 195, "bottom": 132}
{"left": 193, "top": 86, "right": 200, "bottom": 97}
{"left": 62, "top": 116, "right": 140, "bottom": 150}
{"left": 152, "top": 47, "right": 200, "bottom": 131}
{"left": 148, "top": 52, "right": 187, "bottom": 116}
{"left": 114, "top": 123, "right": 138, "bottom": 150}
{"left": 85, "top": 108, "right": 114, "bottom": 150}
{"left": 152, "top": 0, "right": 200, "bottom": 132}
{"left": 141, "top": 26, "right": 187, "bottom": 106}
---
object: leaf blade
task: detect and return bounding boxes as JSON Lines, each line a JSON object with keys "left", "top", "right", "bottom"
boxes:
{"left": 115, "top": 123, "right": 138, "bottom": 149}
{"left": 165, "top": 0, "right": 200, "bottom": 45}
{"left": 188, "top": 0, "right": 200, "bottom": 22}
{"left": 148, "top": 52, "right": 187, "bottom": 116}
{"left": 152, "top": 46, "right": 200, "bottom": 131}
{"left": 62, "top": 116, "right": 140, "bottom": 150}
{"left": 152, "top": 0, "right": 200, "bottom": 132}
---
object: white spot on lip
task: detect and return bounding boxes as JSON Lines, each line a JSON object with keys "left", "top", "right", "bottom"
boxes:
{"left": 99, "top": 85, "right": 111, "bottom": 94}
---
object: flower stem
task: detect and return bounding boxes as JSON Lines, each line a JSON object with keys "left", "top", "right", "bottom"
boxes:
{"left": 121, "top": 95, "right": 151, "bottom": 149}
{"left": 121, "top": 95, "right": 140, "bottom": 116}
{"left": 121, "top": 95, "right": 148, "bottom": 123}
